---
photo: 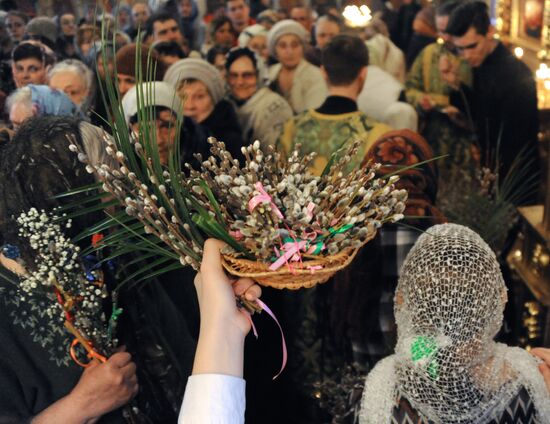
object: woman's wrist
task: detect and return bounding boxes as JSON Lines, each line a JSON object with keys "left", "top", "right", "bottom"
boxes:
{"left": 31, "top": 393, "right": 95, "bottom": 424}
{"left": 193, "top": 321, "right": 246, "bottom": 377}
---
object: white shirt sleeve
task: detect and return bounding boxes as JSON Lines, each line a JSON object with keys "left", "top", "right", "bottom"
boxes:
{"left": 178, "top": 374, "right": 246, "bottom": 424}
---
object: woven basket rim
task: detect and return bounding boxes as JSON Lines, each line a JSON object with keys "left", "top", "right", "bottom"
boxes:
{"left": 222, "top": 247, "right": 354, "bottom": 277}
{"left": 220, "top": 233, "right": 376, "bottom": 289}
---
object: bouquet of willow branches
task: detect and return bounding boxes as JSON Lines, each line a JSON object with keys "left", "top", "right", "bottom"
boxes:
{"left": 72, "top": 129, "right": 406, "bottom": 289}
{"left": 63, "top": 39, "right": 406, "bottom": 290}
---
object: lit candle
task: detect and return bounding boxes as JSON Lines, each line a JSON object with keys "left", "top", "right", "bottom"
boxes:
{"left": 342, "top": 5, "right": 372, "bottom": 28}
{"left": 514, "top": 47, "right": 524, "bottom": 58}
{"left": 536, "top": 63, "right": 550, "bottom": 109}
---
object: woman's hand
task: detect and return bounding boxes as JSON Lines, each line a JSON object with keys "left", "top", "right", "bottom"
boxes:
{"left": 195, "top": 239, "right": 261, "bottom": 336}
{"left": 531, "top": 348, "right": 550, "bottom": 393}
{"left": 69, "top": 352, "right": 139, "bottom": 420}
{"left": 192, "top": 239, "right": 262, "bottom": 377}
{"left": 32, "top": 352, "right": 138, "bottom": 424}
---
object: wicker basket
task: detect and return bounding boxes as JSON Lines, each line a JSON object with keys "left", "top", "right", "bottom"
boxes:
{"left": 221, "top": 248, "right": 361, "bottom": 290}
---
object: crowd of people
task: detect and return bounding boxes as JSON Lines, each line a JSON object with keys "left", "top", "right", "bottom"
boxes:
{"left": 0, "top": 0, "right": 548, "bottom": 423}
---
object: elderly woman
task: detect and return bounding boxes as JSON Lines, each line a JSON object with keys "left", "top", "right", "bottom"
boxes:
{"left": 0, "top": 114, "right": 202, "bottom": 423}
{"left": 48, "top": 59, "right": 94, "bottom": 113}
{"left": 121, "top": 80, "right": 208, "bottom": 167}
{"left": 0, "top": 116, "right": 137, "bottom": 423}
{"left": 164, "top": 58, "right": 243, "bottom": 160}
{"left": 225, "top": 47, "right": 292, "bottom": 151}
{"left": 238, "top": 24, "right": 269, "bottom": 61}
{"left": 6, "top": 84, "right": 83, "bottom": 130}
{"left": 267, "top": 19, "right": 327, "bottom": 114}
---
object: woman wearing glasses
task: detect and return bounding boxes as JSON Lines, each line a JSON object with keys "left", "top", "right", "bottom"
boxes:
{"left": 225, "top": 47, "right": 292, "bottom": 152}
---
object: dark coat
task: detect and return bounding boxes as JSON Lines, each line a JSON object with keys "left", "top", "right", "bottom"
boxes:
{"left": 200, "top": 99, "right": 245, "bottom": 163}
{"left": 450, "top": 42, "right": 540, "bottom": 200}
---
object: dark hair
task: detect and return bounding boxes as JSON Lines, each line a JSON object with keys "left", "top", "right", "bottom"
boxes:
{"left": 146, "top": 10, "right": 179, "bottom": 36}
{"left": 206, "top": 45, "right": 230, "bottom": 65}
{"left": 225, "top": 0, "right": 249, "bottom": 9}
{"left": 317, "top": 13, "right": 342, "bottom": 27}
{"left": 152, "top": 40, "right": 186, "bottom": 59}
{"left": 445, "top": 1, "right": 490, "bottom": 36}
{"left": 24, "top": 33, "right": 57, "bottom": 51}
{"left": 129, "top": 105, "right": 172, "bottom": 125}
{"left": 209, "top": 15, "right": 235, "bottom": 38}
{"left": 435, "top": 0, "right": 461, "bottom": 17}
{"left": 1, "top": 0, "right": 18, "bottom": 11}
{"left": 225, "top": 47, "right": 257, "bottom": 71}
{"left": 321, "top": 35, "right": 368, "bottom": 86}
{"left": 11, "top": 42, "right": 46, "bottom": 63}
{"left": 6, "top": 10, "right": 28, "bottom": 23}
{"left": 290, "top": 2, "right": 310, "bottom": 11}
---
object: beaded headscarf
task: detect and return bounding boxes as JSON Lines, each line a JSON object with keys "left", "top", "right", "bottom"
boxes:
{"left": 360, "top": 223, "right": 550, "bottom": 423}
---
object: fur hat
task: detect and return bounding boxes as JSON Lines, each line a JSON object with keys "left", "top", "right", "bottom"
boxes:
{"left": 115, "top": 43, "right": 165, "bottom": 80}
{"left": 26, "top": 17, "right": 58, "bottom": 49}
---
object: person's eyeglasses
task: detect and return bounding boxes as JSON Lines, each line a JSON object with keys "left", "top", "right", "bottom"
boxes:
{"left": 8, "top": 22, "right": 24, "bottom": 29}
{"left": 228, "top": 71, "right": 256, "bottom": 81}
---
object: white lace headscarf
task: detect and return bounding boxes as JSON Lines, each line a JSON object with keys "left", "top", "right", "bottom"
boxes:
{"left": 360, "top": 223, "right": 550, "bottom": 423}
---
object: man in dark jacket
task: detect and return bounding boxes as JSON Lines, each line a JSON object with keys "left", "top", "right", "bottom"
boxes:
{"left": 441, "top": 0, "right": 539, "bottom": 198}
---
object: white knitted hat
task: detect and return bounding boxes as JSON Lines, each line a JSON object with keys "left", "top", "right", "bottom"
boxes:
{"left": 163, "top": 58, "right": 225, "bottom": 104}
{"left": 121, "top": 81, "right": 183, "bottom": 124}
{"left": 238, "top": 24, "right": 269, "bottom": 48}
{"left": 267, "top": 19, "right": 308, "bottom": 58}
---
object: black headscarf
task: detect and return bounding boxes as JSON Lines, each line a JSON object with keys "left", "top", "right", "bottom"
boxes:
{"left": 0, "top": 115, "right": 97, "bottom": 268}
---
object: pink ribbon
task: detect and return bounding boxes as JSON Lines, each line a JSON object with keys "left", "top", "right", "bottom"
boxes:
{"left": 241, "top": 310, "right": 259, "bottom": 339}
{"left": 269, "top": 241, "right": 307, "bottom": 271}
{"left": 270, "top": 239, "right": 326, "bottom": 271}
{"left": 307, "top": 265, "right": 323, "bottom": 273}
{"left": 256, "top": 299, "right": 287, "bottom": 380}
{"left": 229, "top": 230, "right": 243, "bottom": 241}
{"left": 305, "top": 243, "right": 324, "bottom": 254}
{"left": 248, "top": 182, "right": 284, "bottom": 220}
{"left": 306, "top": 202, "right": 316, "bottom": 220}
{"left": 302, "top": 229, "right": 319, "bottom": 242}
{"left": 240, "top": 299, "right": 287, "bottom": 379}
